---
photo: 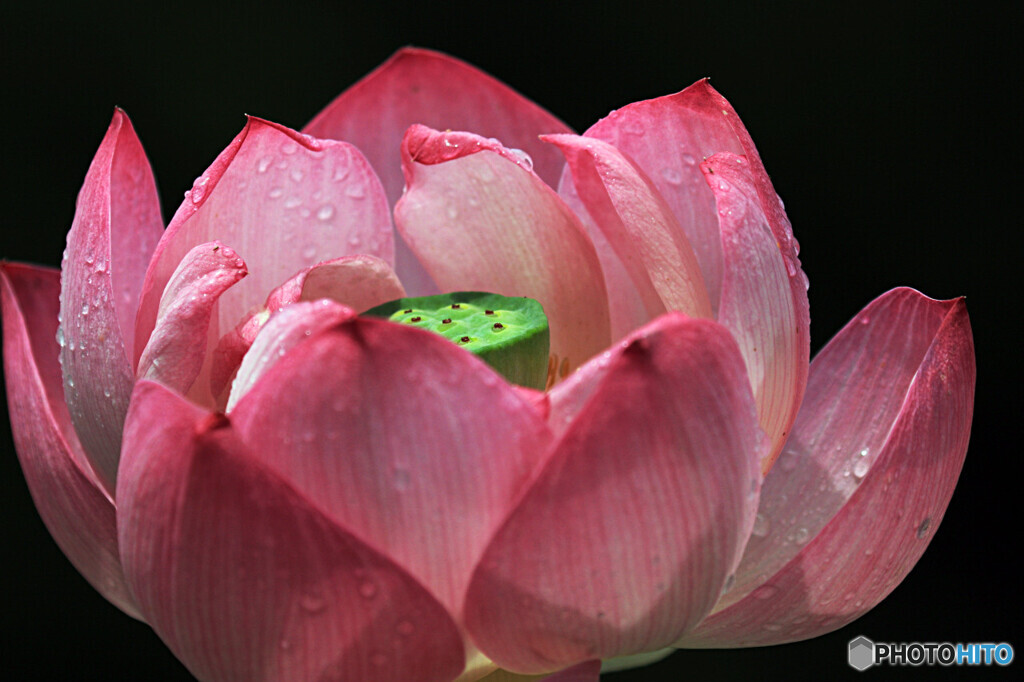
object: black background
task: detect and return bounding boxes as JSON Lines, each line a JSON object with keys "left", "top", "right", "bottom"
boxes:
{"left": 1, "top": 1, "right": 1018, "bottom": 680}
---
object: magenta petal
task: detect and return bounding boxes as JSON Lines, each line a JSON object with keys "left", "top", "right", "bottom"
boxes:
{"left": 225, "top": 300, "right": 355, "bottom": 411}
{"left": 117, "top": 380, "right": 465, "bottom": 682}
{"left": 680, "top": 288, "right": 975, "bottom": 647}
{"left": 396, "top": 125, "right": 611, "bottom": 377}
{"left": 135, "top": 117, "right": 392, "bottom": 366}
{"left": 229, "top": 316, "right": 553, "bottom": 618}
{"left": 303, "top": 47, "right": 574, "bottom": 295}
{"left": 464, "top": 314, "right": 765, "bottom": 673}
{"left": 1, "top": 264, "right": 139, "bottom": 618}
{"left": 545, "top": 134, "right": 710, "bottom": 323}
{"left": 703, "top": 153, "right": 809, "bottom": 470}
{"left": 136, "top": 242, "right": 247, "bottom": 406}
{"left": 59, "top": 109, "right": 163, "bottom": 493}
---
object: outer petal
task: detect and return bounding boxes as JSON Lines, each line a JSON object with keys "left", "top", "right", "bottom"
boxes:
{"left": 59, "top": 108, "right": 163, "bottom": 493}
{"left": 303, "top": 47, "right": 574, "bottom": 295}
{"left": 136, "top": 242, "right": 247, "bottom": 404}
{"left": 1, "top": 263, "right": 139, "bottom": 617}
{"left": 229, "top": 316, "right": 553, "bottom": 618}
{"left": 464, "top": 314, "right": 765, "bottom": 674}
{"left": 545, "top": 134, "right": 711, "bottom": 324}
{"left": 680, "top": 288, "right": 974, "bottom": 646}
{"left": 703, "top": 153, "right": 808, "bottom": 471}
{"left": 396, "top": 126, "right": 611, "bottom": 378}
{"left": 117, "top": 381, "right": 465, "bottom": 682}
{"left": 135, "top": 117, "right": 392, "bottom": 367}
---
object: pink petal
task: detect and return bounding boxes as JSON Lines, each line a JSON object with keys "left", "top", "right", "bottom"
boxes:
{"left": 703, "top": 153, "right": 809, "bottom": 470}
{"left": 225, "top": 300, "right": 355, "bottom": 411}
{"left": 135, "top": 117, "right": 392, "bottom": 368}
{"left": 116, "top": 380, "right": 465, "bottom": 682}
{"left": 464, "top": 314, "right": 766, "bottom": 673}
{"left": 1, "top": 263, "right": 139, "bottom": 618}
{"left": 264, "top": 254, "right": 406, "bottom": 313}
{"left": 229, "top": 315, "right": 553, "bottom": 618}
{"left": 545, "top": 134, "right": 711, "bottom": 324}
{"left": 136, "top": 242, "right": 247, "bottom": 407}
{"left": 542, "top": 661, "right": 602, "bottom": 681}
{"left": 396, "top": 125, "right": 611, "bottom": 378}
{"left": 582, "top": 80, "right": 801, "bottom": 317}
{"left": 303, "top": 47, "right": 574, "bottom": 295}
{"left": 679, "top": 288, "right": 974, "bottom": 647}
{"left": 59, "top": 108, "right": 163, "bottom": 493}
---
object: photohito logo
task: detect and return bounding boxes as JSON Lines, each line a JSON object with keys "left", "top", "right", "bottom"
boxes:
{"left": 848, "top": 636, "right": 1014, "bottom": 670}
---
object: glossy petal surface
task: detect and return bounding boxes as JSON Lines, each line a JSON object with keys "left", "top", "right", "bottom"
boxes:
{"left": 59, "top": 109, "right": 163, "bottom": 492}
{"left": 304, "top": 47, "right": 574, "bottom": 295}
{"left": 546, "top": 134, "right": 710, "bottom": 323}
{"left": 1, "top": 263, "right": 139, "bottom": 617}
{"left": 703, "top": 153, "right": 808, "bottom": 470}
{"left": 137, "top": 242, "right": 247, "bottom": 404}
{"left": 264, "top": 254, "right": 405, "bottom": 313}
{"left": 680, "top": 288, "right": 974, "bottom": 646}
{"left": 396, "top": 126, "right": 611, "bottom": 378}
{"left": 465, "top": 314, "right": 765, "bottom": 673}
{"left": 229, "top": 316, "right": 553, "bottom": 617}
{"left": 135, "top": 117, "right": 392, "bottom": 365}
{"left": 118, "top": 381, "right": 465, "bottom": 682}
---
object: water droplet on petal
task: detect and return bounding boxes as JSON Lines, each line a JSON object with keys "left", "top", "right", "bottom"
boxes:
{"left": 300, "top": 591, "right": 327, "bottom": 613}
{"left": 508, "top": 148, "right": 533, "bottom": 171}
{"left": 752, "top": 513, "right": 770, "bottom": 537}
{"left": 269, "top": 187, "right": 284, "bottom": 199}
{"left": 301, "top": 245, "right": 317, "bottom": 261}
{"left": 316, "top": 204, "right": 335, "bottom": 222}
{"left": 660, "top": 167, "right": 683, "bottom": 185}
{"left": 257, "top": 156, "right": 273, "bottom": 173}
{"left": 359, "top": 581, "right": 378, "bottom": 599}
{"left": 752, "top": 583, "right": 778, "bottom": 600}
{"left": 397, "top": 620, "right": 414, "bottom": 636}
{"left": 81, "top": 303, "right": 89, "bottom": 315}
{"left": 345, "top": 184, "right": 365, "bottom": 199}
{"left": 281, "top": 141, "right": 298, "bottom": 155}
{"left": 290, "top": 168, "right": 305, "bottom": 183}
{"left": 56, "top": 327, "right": 65, "bottom": 348}
{"left": 681, "top": 153, "right": 697, "bottom": 166}
{"left": 446, "top": 204, "right": 458, "bottom": 219}
{"left": 284, "top": 197, "right": 302, "bottom": 209}
{"left": 793, "top": 526, "right": 809, "bottom": 545}
{"left": 916, "top": 517, "right": 931, "bottom": 538}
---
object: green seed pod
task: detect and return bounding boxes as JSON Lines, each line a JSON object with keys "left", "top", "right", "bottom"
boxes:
{"left": 363, "top": 292, "right": 550, "bottom": 391}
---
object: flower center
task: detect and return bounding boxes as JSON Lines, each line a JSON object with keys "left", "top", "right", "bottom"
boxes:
{"left": 363, "top": 292, "right": 550, "bottom": 390}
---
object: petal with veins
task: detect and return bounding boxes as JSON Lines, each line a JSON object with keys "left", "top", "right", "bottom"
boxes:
{"left": 465, "top": 314, "right": 765, "bottom": 673}
{"left": 679, "top": 288, "right": 974, "bottom": 647}
{"left": 396, "top": 125, "right": 611, "bottom": 376}
{"left": 229, "top": 315, "right": 553, "bottom": 619}
{"left": 117, "top": 381, "right": 465, "bottom": 682}
{"left": 2, "top": 263, "right": 139, "bottom": 618}
{"left": 59, "top": 108, "right": 163, "bottom": 493}
{"left": 135, "top": 117, "right": 391, "bottom": 364}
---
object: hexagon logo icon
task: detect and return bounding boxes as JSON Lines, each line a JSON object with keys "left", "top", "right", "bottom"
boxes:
{"left": 848, "top": 636, "right": 875, "bottom": 671}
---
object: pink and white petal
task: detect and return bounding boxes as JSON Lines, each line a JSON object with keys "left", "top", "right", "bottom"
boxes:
{"left": 679, "top": 288, "right": 974, "bottom": 647}
{"left": 583, "top": 80, "right": 798, "bottom": 317}
{"left": 225, "top": 300, "right": 355, "bottom": 412}
{"left": 264, "top": 254, "right": 405, "bottom": 313}
{"left": 396, "top": 126, "right": 611, "bottom": 375}
{"left": 303, "top": 48, "right": 574, "bottom": 297}
{"left": 117, "top": 381, "right": 465, "bottom": 682}
{"left": 545, "top": 134, "right": 710, "bottom": 322}
{"left": 136, "top": 242, "right": 247, "bottom": 407}
{"left": 464, "top": 314, "right": 766, "bottom": 674}
{"left": 229, "top": 316, "right": 553, "bottom": 618}
{"left": 557, "top": 171, "right": 650, "bottom": 341}
{"left": 1, "top": 264, "right": 139, "bottom": 618}
{"left": 703, "top": 153, "right": 808, "bottom": 471}
{"left": 59, "top": 109, "right": 163, "bottom": 493}
{"left": 135, "top": 117, "right": 392, "bottom": 365}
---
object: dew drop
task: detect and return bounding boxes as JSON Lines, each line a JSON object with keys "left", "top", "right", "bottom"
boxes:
{"left": 752, "top": 583, "right": 778, "bottom": 600}
{"left": 290, "top": 168, "right": 305, "bottom": 183}
{"left": 81, "top": 303, "right": 90, "bottom": 316}
{"left": 316, "top": 204, "right": 335, "bottom": 222}
{"left": 397, "top": 620, "right": 415, "bottom": 636}
{"left": 751, "top": 513, "right": 770, "bottom": 537}
{"left": 764, "top": 622, "right": 782, "bottom": 632}
{"left": 284, "top": 197, "right": 302, "bottom": 209}
{"left": 268, "top": 187, "right": 284, "bottom": 199}
{"left": 347, "top": 235, "right": 361, "bottom": 248}
{"left": 359, "top": 581, "right": 378, "bottom": 599}
{"left": 281, "top": 141, "right": 298, "bottom": 155}
{"left": 446, "top": 204, "right": 459, "bottom": 219}
{"left": 345, "top": 184, "right": 365, "bottom": 199}
{"left": 56, "top": 327, "right": 65, "bottom": 348}
{"left": 508, "top": 148, "right": 533, "bottom": 171}
{"left": 621, "top": 119, "right": 645, "bottom": 136}
{"left": 681, "top": 153, "right": 697, "bottom": 166}
{"left": 660, "top": 167, "right": 683, "bottom": 185}
{"left": 860, "top": 316, "right": 871, "bottom": 325}
{"left": 301, "top": 245, "right": 317, "bottom": 261}
{"left": 257, "top": 156, "right": 273, "bottom": 173}
{"left": 916, "top": 517, "right": 931, "bottom": 538}
{"left": 299, "top": 591, "right": 326, "bottom": 613}
{"left": 852, "top": 451, "right": 870, "bottom": 479}
{"left": 717, "top": 179, "right": 731, "bottom": 191}
{"left": 721, "top": 573, "right": 736, "bottom": 595}
{"left": 793, "top": 526, "right": 809, "bottom": 545}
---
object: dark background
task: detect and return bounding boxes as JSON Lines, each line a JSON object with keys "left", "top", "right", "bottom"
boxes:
{"left": 1, "top": 1, "right": 1018, "bottom": 680}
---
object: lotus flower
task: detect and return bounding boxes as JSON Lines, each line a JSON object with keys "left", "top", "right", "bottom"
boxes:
{"left": 1, "top": 48, "right": 974, "bottom": 682}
